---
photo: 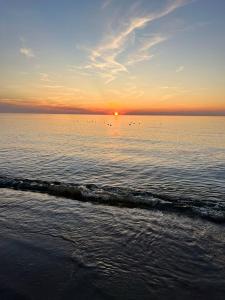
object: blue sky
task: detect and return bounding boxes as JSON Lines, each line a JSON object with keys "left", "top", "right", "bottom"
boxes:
{"left": 0, "top": 0, "right": 225, "bottom": 114}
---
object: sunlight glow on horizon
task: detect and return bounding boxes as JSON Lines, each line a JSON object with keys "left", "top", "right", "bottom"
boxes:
{"left": 0, "top": 0, "right": 225, "bottom": 115}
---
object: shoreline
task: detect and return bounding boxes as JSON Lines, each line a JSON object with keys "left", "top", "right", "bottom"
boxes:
{"left": 0, "top": 188, "right": 225, "bottom": 299}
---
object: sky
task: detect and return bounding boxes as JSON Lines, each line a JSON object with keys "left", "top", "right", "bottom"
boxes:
{"left": 0, "top": 0, "right": 225, "bottom": 115}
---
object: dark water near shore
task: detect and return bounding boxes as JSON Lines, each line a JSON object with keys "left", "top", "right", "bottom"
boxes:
{"left": 0, "top": 188, "right": 225, "bottom": 299}
{"left": 0, "top": 114, "right": 225, "bottom": 298}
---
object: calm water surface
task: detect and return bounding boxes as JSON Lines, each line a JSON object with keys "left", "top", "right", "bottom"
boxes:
{"left": 1, "top": 114, "right": 225, "bottom": 195}
{"left": 0, "top": 114, "right": 225, "bottom": 299}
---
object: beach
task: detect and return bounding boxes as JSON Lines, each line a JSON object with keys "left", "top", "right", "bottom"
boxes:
{"left": 0, "top": 188, "right": 225, "bottom": 299}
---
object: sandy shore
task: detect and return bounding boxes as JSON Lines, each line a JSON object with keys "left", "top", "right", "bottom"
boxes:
{"left": 0, "top": 188, "right": 225, "bottom": 300}
{"left": 0, "top": 230, "right": 111, "bottom": 300}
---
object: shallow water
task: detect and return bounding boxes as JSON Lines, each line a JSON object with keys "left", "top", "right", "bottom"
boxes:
{"left": 0, "top": 188, "right": 225, "bottom": 299}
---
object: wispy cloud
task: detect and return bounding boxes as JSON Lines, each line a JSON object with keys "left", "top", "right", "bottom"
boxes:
{"left": 160, "top": 85, "right": 178, "bottom": 89}
{"left": 40, "top": 73, "right": 52, "bottom": 82}
{"left": 0, "top": 98, "right": 103, "bottom": 114}
{"left": 20, "top": 47, "right": 35, "bottom": 58}
{"left": 109, "top": 82, "right": 144, "bottom": 99}
{"left": 82, "top": 0, "right": 190, "bottom": 83}
{"left": 102, "top": 0, "right": 112, "bottom": 9}
{"left": 126, "top": 34, "right": 168, "bottom": 66}
{"left": 176, "top": 65, "right": 184, "bottom": 72}
{"left": 42, "top": 85, "right": 65, "bottom": 89}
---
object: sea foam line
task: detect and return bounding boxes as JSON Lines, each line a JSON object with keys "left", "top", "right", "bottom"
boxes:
{"left": 0, "top": 176, "right": 224, "bottom": 223}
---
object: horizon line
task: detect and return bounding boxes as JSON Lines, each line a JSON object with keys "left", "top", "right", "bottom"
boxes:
{"left": 0, "top": 112, "right": 225, "bottom": 117}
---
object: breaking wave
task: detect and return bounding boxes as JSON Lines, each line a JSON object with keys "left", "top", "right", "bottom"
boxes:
{"left": 0, "top": 176, "right": 225, "bottom": 223}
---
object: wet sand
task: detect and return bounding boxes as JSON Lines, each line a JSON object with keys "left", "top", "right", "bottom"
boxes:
{"left": 0, "top": 232, "right": 108, "bottom": 300}
{"left": 0, "top": 188, "right": 225, "bottom": 300}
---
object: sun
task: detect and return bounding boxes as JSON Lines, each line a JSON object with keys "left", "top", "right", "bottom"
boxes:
{"left": 114, "top": 112, "right": 119, "bottom": 116}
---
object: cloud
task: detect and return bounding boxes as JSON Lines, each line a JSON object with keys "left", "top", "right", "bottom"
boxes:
{"left": 42, "top": 85, "right": 65, "bottom": 89}
{"left": 0, "top": 98, "right": 102, "bottom": 114}
{"left": 102, "top": 0, "right": 112, "bottom": 9}
{"left": 40, "top": 73, "right": 52, "bottom": 82}
{"left": 176, "top": 65, "right": 184, "bottom": 72}
{"left": 160, "top": 85, "right": 178, "bottom": 89}
{"left": 83, "top": 0, "right": 191, "bottom": 83}
{"left": 109, "top": 82, "right": 144, "bottom": 99}
{"left": 126, "top": 34, "right": 168, "bottom": 66}
{"left": 20, "top": 47, "right": 35, "bottom": 58}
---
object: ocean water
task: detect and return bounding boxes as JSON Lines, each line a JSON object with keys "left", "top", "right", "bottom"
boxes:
{"left": 0, "top": 114, "right": 225, "bottom": 299}
{"left": 1, "top": 114, "right": 225, "bottom": 221}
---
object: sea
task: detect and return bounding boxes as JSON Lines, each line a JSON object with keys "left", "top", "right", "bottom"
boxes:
{"left": 0, "top": 114, "right": 225, "bottom": 299}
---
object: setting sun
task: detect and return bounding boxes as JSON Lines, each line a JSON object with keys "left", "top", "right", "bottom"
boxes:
{"left": 114, "top": 112, "right": 119, "bottom": 116}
